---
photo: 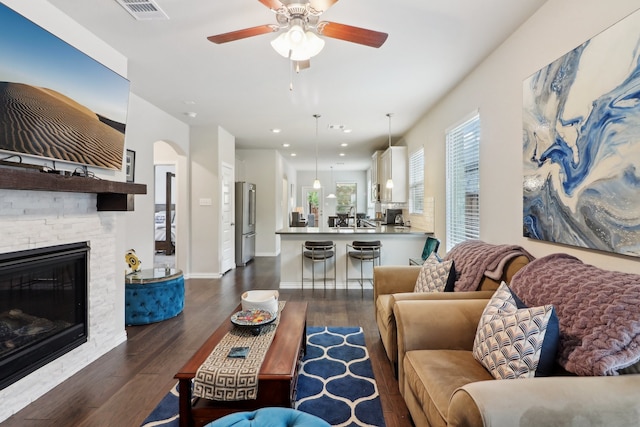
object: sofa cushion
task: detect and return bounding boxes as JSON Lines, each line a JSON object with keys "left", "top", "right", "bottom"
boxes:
{"left": 473, "top": 282, "right": 559, "bottom": 379}
{"left": 414, "top": 253, "right": 455, "bottom": 293}
{"left": 404, "top": 350, "right": 493, "bottom": 425}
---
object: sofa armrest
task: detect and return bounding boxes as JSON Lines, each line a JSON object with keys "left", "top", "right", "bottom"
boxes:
{"left": 449, "top": 375, "right": 640, "bottom": 427}
{"left": 394, "top": 299, "right": 488, "bottom": 388}
{"left": 373, "top": 265, "right": 421, "bottom": 303}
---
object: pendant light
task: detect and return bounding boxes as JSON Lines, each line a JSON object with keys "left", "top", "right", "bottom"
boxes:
{"left": 327, "top": 165, "right": 336, "bottom": 199}
{"left": 313, "top": 114, "right": 321, "bottom": 189}
{"left": 386, "top": 113, "right": 394, "bottom": 189}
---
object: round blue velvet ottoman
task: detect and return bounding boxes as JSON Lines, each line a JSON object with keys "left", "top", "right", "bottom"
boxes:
{"left": 205, "top": 408, "right": 330, "bottom": 427}
{"left": 125, "top": 268, "right": 184, "bottom": 325}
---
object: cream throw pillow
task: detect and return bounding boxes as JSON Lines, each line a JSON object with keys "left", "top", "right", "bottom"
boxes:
{"left": 473, "top": 282, "right": 557, "bottom": 379}
{"left": 414, "top": 253, "right": 454, "bottom": 293}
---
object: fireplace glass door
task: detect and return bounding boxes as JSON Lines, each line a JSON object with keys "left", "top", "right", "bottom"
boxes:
{"left": 0, "top": 242, "right": 88, "bottom": 389}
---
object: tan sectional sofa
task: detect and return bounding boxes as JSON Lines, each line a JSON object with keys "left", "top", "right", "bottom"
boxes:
{"left": 373, "top": 255, "right": 529, "bottom": 372}
{"left": 393, "top": 254, "right": 640, "bottom": 427}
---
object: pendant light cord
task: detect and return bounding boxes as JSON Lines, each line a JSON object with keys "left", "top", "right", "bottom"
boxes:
{"left": 314, "top": 114, "right": 320, "bottom": 179}
{"left": 387, "top": 113, "right": 392, "bottom": 148}
{"left": 313, "top": 114, "right": 321, "bottom": 189}
{"left": 388, "top": 113, "right": 392, "bottom": 179}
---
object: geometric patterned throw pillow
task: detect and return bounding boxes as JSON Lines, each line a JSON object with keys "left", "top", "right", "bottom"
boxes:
{"left": 422, "top": 252, "right": 442, "bottom": 265}
{"left": 414, "top": 257, "right": 454, "bottom": 293}
{"left": 472, "top": 282, "right": 558, "bottom": 379}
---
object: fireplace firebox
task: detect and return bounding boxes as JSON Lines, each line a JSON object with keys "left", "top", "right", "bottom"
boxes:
{"left": 0, "top": 242, "right": 89, "bottom": 390}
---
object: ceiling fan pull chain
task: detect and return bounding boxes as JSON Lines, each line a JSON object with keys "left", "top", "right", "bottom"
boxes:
{"left": 289, "top": 59, "right": 294, "bottom": 91}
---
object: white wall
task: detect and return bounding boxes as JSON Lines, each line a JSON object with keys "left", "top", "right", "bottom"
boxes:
{"left": 124, "top": 94, "right": 190, "bottom": 273}
{"left": 190, "top": 126, "right": 219, "bottom": 277}
{"left": 404, "top": 0, "right": 640, "bottom": 274}
{"left": 236, "top": 149, "right": 279, "bottom": 256}
{"left": 189, "top": 125, "right": 235, "bottom": 277}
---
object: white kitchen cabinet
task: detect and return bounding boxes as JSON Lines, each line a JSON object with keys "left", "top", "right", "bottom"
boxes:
{"left": 371, "top": 150, "right": 383, "bottom": 202}
{"left": 380, "top": 146, "right": 407, "bottom": 203}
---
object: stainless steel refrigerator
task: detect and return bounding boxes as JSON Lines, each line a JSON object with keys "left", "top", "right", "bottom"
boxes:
{"left": 235, "top": 182, "right": 256, "bottom": 266}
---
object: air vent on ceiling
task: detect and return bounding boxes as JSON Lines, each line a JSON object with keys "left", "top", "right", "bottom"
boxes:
{"left": 115, "top": 0, "right": 169, "bottom": 20}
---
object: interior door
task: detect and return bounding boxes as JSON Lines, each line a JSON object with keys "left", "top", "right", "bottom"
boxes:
{"left": 221, "top": 163, "right": 235, "bottom": 274}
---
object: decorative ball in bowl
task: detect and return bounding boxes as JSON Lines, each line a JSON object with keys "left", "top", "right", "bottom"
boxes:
{"left": 231, "top": 309, "right": 276, "bottom": 327}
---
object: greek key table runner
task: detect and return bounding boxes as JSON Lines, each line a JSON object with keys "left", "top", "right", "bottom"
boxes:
{"left": 193, "top": 301, "right": 286, "bottom": 401}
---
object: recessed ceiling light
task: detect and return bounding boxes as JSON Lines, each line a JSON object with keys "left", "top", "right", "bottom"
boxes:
{"left": 340, "top": 143, "right": 348, "bottom": 147}
{"left": 290, "top": 153, "right": 297, "bottom": 157}
{"left": 184, "top": 112, "right": 197, "bottom": 118}
{"left": 271, "top": 128, "right": 282, "bottom": 133}
{"left": 343, "top": 129, "right": 352, "bottom": 133}
{"left": 328, "top": 124, "right": 345, "bottom": 130}
{"left": 339, "top": 153, "right": 346, "bottom": 157}
{"left": 282, "top": 143, "right": 290, "bottom": 148}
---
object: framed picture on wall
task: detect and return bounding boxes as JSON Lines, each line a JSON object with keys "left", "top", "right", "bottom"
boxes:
{"left": 125, "top": 149, "right": 135, "bottom": 182}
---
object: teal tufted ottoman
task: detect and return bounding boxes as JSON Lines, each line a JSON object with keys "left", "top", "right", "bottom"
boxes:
{"left": 205, "top": 408, "right": 330, "bottom": 427}
{"left": 125, "top": 268, "right": 184, "bottom": 325}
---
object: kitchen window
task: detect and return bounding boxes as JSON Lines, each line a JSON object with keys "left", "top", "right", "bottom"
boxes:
{"left": 446, "top": 111, "right": 480, "bottom": 251}
{"left": 409, "top": 147, "right": 424, "bottom": 214}
{"left": 336, "top": 182, "right": 357, "bottom": 214}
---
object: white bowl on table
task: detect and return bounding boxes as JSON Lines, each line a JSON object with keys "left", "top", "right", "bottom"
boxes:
{"left": 241, "top": 290, "right": 279, "bottom": 315}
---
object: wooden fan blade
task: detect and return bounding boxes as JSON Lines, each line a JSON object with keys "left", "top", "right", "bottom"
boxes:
{"left": 207, "top": 25, "right": 279, "bottom": 44}
{"left": 317, "top": 21, "right": 388, "bottom": 48}
{"left": 258, "top": 0, "right": 284, "bottom": 10}
{"left": 309, "top": 0, "right": 339, "bottom": 12}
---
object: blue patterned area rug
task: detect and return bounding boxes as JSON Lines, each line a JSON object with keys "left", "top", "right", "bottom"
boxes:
{"left": 141, "top": 326, "right": 385, "bottom": 427}
{"left": 296, "top": 326, "right": 385, "bottom": 427}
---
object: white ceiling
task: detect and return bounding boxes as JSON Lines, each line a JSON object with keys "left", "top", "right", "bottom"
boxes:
{"left": 47, "top": 0, "right": 547, "bottom": 171}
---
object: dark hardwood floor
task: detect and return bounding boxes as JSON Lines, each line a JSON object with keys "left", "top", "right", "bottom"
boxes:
{"left": 2, "top": 257, "right": 412, "bottom": 427}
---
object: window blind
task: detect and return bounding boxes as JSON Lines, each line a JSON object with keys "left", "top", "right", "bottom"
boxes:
{"left": 446, "top": 113, "right": 480, "bottom": 251}
{"left": 409, "top": 148, "right": 424, "bottom": 214}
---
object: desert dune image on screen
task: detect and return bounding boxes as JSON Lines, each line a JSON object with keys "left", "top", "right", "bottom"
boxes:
{"left": 0, "top": 4, "right": 129, "bottom": 170}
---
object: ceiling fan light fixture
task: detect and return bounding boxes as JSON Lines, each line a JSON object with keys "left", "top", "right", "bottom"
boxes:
{"left": 304, "top": 31, "right": 325, "bottom": 57}
{"left": 271, "top": 26, "right": 324, "bottom": 61}
{"left": 288, "top": 24, "right": 305, "bottom": 44}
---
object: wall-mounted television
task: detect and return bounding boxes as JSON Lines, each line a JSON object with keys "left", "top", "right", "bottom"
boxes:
{"left": 0, "top": 4, "right": 130, "bottom": 171}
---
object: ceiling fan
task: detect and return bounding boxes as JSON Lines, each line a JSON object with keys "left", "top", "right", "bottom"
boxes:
{"left": 207, "top": 0, "right": 388, "bottom": 70}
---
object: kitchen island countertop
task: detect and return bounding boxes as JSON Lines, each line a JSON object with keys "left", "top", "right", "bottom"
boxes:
{"left": 277, "top": 226, "right": 433, "bottom": 289}
{"left": 276, "top": 225, "right": 430, "bottom": 235}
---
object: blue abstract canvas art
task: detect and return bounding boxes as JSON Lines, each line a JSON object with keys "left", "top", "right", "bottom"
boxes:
{"left": 523, "top": 9, "right": 640, "bottom": 257}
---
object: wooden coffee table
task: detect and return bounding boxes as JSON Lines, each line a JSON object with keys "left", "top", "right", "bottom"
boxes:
{"left": 175, "top": 301, "right": 308, "bottom": 427}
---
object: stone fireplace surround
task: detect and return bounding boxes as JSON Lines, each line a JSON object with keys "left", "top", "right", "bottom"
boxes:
{"left": 0, "top": 189, "right": 126, "bottom": 421}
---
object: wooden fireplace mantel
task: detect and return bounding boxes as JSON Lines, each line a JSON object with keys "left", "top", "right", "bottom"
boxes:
{"left": 0, "top": 167, "right": 147, "bottom": 211}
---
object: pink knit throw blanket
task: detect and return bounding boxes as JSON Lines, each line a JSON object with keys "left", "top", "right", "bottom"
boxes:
{"left": 510, "top": 253, "right": 640, "bottom": 376}
{"left": 443, "top": 240, "right": 534, "bottom": 291}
